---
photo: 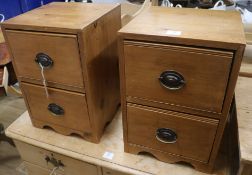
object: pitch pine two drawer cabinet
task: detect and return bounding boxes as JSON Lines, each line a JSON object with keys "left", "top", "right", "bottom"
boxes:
{"left": 118, "top": 7, "right": 246, "bottom": 173}
{"left": 1, "top": 2, "right": 121, "bottom": 143}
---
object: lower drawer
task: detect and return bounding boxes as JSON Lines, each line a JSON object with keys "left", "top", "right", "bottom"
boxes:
{"left": 127, "top": 104, "right": 219, "bottom": 162}
{"left": 21, "top": 82, "right": 91, "bottom": 132}
{"left": 25, "top": 161, "right": 64, "bottom": 175}
{"left": 15, "top": 141, "right": 99, "bottom": 175}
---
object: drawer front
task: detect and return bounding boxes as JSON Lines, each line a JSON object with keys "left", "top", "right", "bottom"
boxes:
{"left": 102, "top": 167, "right": 131, "bottom": 175}
{"left": 124, "top": 41, "right": 233, "bottom": 113}
{"left": 15, "top": 141, "right": 99, "bottom": 175}
{"left": 22, "top": 82, "right": 91, "bottom": 132}
{"left": 25, "top": 162, "right": 64, "bottom": 175}
{"left": 5, "top": 30, "right": 84, "bottom": 89}
{"left": 127, "top": 104, "right": 219, "bottom": 162}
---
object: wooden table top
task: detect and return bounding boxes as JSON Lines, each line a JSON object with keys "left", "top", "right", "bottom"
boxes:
{"left": 6, "top": 111, "right": 230, "bottom": 175}
{"left": 236, "top": 76, "right": 252, "bottom": 165}
{"left": 240, "top": 56, "right": 252, "bottom": 78}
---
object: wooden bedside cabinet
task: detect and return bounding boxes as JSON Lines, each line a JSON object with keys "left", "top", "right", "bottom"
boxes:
{"left": 118, "top": 7, "right": 246, "bottom": 173}
{"left": 1, "top": 2, "right": 121, "bottom": 143}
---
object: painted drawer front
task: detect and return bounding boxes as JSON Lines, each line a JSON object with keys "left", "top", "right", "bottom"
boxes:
{"left": 5, "top": 30, "right": 84, "bottom": 90}
{"left": 102, "top": 167, "right": 131, "bottom": 175}
{"left": 124, "top": 41, "right": 233, "bottom": 113}
{"left": 15, "top": 141, "right": 99, "bottom": 175}
{"left": 127, "top": 104, "right": 219, "bottom": 162}
{"left": 25, "top": 161, "right": 64, "bottom": 175}
{"left": 22, "top": 82, "right": 91, "bottom": 132}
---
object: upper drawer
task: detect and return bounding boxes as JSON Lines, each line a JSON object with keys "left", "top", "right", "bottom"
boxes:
{"left": 5, "top": 30, "right": 84, "bottom": 89}
{"left": 22, "top": 82, "right": 91, "bottom": 133}
{"left": 124, "top": 41, "right": 233, "bottom": 113}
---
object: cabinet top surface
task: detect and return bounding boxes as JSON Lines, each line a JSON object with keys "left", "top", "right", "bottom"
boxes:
{"left": 119, "top": 7, "right": 246, "bottom": 48}
{"left": 1, "top": 2, "right": 120, "bottom": 33}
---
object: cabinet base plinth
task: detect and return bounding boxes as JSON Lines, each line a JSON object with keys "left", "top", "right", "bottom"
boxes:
{"left": 125, "top": 143, "right": 214, "bottom": 174}
{"left": 31, "top": 118, "right": 100, "bottom": 143}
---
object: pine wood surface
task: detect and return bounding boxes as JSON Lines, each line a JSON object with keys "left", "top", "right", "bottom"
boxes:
{"left": 124, "top": 41, "right": 232, "bottom": 114}
{"left": 21, "top": 83, "right": 91, "bottom": 135}
{"left": 118, "top": 7, "right": 246, "bottom": 50}
{"left": 118, "top": 7, "right": 246, "bottom": 173}
{"left": 127, "top": 103, "right": 218, "bottom": 162}
{"left": 1, "top": 2, "right": 120, "bottom": 34}
{"left": 236, "top": 77, "right": 252, "bottom": 164}
{"left": 15, "top": 141, "right": 99, "bottom": 175}
{"left": 1, "top": 2, "right": 121, "bottom": 143}
{"left": 6, "top": 110, "right": 229, "bottom": 175}
{"left": 240, "top": 57, "right": 252, "bottom": 78}
{"left": 5, "top": 30, "right": 85, "bottom": 91}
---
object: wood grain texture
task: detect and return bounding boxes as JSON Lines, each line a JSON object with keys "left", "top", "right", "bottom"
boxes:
{"left": 126, "top": 144, "right": 215, "bottom": 173}
{"left": 21, "top": 83, "right": 91, "bottom": 134}
{"left": 236, "top": 77, "right": 252, "bottom": 165}
{"left": 1, "top": 2, "right": 120, "bottom": 34}
{"left": 118, "top": 7, "right": 246, "bottom": 50}
{"left": 207, "top": 46, "right": 245, "bottom": 169}
{"left": 31, "top": 119, "right": 95, "bottom": 142}
{"left": 127, "top": 104, "right": 218, "bottom": 162}
{"left": 6, "top": 111, "right": 230, "bottom": 175}
{"left": 79, "top": 5, "right": 121, "bottom": 142}
{"left": 15, "top": 141, "right": 99, "bottom": 175}
{"left": 1, "top": 3, "right": 121, "bottom": 143}
{"left": 124, "top": 41, "right": 232, "bottom": 114}
{"left": 118, "top": 6, "right": 246, "bottom": 173}
{"left": 240, "top": 56, "right": 252, "bottom": 77}
{"left": 245, "top": 32, "right": 252, "bottom": 45}
{"left": 5, "top": 30, "right": 85, "bottom": 92}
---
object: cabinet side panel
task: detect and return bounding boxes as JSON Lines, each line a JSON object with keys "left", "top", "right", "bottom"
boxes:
{"left": 208, "top": 46, "right": 245, "bottom": 167}
{"left": 79, "top": 5, "right": 121, "bottom": 142}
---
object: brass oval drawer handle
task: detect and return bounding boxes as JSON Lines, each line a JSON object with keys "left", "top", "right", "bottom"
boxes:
{"left": 35, "top": 53, "right": 53, "bottom": 68}
{"left": 156, "top": 128, "right": 177, "bottom": 144}
{"left": 48, "top": 103, "right": 64, "bottom": 116}
{"left": 159, "top": 70, "right": 185, "bottom": 90}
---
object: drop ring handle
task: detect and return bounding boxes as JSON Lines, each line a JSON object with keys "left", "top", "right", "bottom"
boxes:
{"left": 35, "top": 53, "right": 53, "bottom": 68}
{"left": 159, "top": 70, "right": 185, "bottom": 90}
{"left": 156, "top": 128, "right": 177, "bottom": 144}
{"left": 48, "top": 103, "right": 64, "bottom": 116}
